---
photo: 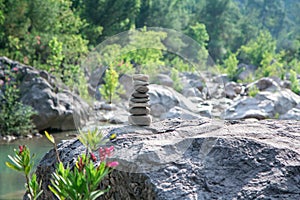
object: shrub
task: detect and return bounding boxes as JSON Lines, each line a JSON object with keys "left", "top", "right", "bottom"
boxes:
{"left": 290, "top": 69, "right": 300, "bottom": 94}
{"left": 256, "top": 51, "right": 285, "bottom": 79}
{"left": 170, "top": 68, "right": 183, "bottom": 92}
{"left": 99, "top": 67, "right": 120, "bottom": 103}
{"left": 0, "top": 68, "right": 36, "bottom": 136}
{"left": 248, "top": 85, "right": 260, "bottom": 97}
{"left": 239, "top": 30, "right": 276, "bottom": 67}
{"left": 223, "top": 52, "right": 239, "bottom": 81}
{"left": 48, "top": 129, "right": 118, "bottom": 200}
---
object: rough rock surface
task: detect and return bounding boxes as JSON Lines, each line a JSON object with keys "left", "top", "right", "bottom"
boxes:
{"left": 32, "top": 118, "right": 300, "bottom": 200}
{"left": 0, "top": 57, "right": 89, "bottom": 131}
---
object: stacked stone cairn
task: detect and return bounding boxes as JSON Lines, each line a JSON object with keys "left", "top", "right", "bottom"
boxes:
{"left": 128, "top": 74, "right": 152, "bottom": 126}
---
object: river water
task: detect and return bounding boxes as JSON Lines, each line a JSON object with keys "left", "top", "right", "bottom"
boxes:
{"left": 0, "top": 132, "right": 76, "bottom": 200}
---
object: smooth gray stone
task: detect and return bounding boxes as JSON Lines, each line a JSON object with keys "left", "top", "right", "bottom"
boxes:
{"left": 128, "top": 115, "right": 152, "bottom": 126}
{"left": 134, "top": 80, "right": 149, "bottom": 86}
{"left": 129, "top": 107, "right": 150, "bottom": 115}
{"left": 130, "top": 97, "right": 149, "bottom": 103}
{"left": 135, "top": 85, "right": 149, "bottom": 93}
{"left": 132, "top": 92, "right": 149, "bottom": 98}
{"left": 129, "top": 102, "right": 150, "bottom": 108}
{"left": 133, "top": 74, "right": 149, "bottom": 82}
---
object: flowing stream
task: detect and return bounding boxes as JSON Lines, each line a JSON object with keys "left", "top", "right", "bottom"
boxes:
{"left": 0, "top": 132, "right": 76, "bottom": 200}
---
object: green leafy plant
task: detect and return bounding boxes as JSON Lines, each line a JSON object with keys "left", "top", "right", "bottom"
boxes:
{"left": 47, "top": 129, "right": 118, "bottom": 200}
{"left": 5, "top": 145, "right": 43, "bottom": 200}
{"left": 290, "top": 69, "right": 300, "bottom": 94}
{"left": 6, "top": 129, "right": 118, "bottom": 200}
{"left": 47, "top": 37, "right": 64, "bottom": 73}
{"left": 0, "top": 67, "right": 36, "bottom": 136}
{"left": 239, "top": 30, "right": 276, "bottom": 67}
{"left": 99, "top": 67, "right": 120, "bottom": 103}
{"left": 169, "top": 56, "right": 195, "bottom": 73}
{"left": 256, "top": 51, "right": 285, "bottom": 79}
{"left": 223, "top": 52, "right": 239, "bottom": 81}
{"left": 248, "top": 85, "right": 260, "bottom": 97}
{"left": 170, "top": 68, "right": 183, "bottom": 92}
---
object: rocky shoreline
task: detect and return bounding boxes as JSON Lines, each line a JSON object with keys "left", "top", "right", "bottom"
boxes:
{"left": 1, "top": 56, "right": 300, "bottom": 141}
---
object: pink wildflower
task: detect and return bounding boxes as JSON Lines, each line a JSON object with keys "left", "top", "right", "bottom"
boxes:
{"left": 105, "top": 146, "right": 114, "bottom": 157}
{"left": 99, "top": 147, "right": 106, "bottom": 161}
{"left": 0, "top": 80, "right": 3, "bottom": 86}
{"left": 19, "top": 145, "right": 25, "bottom": 154}
{"left": 90, "top": 152, "right": 97, "bottom": 162}
{"left": 12, "top": 67, "right": 18, "bottom": 72}
{"left": 106, "top": 161, "right": 119, "bottom": 168}
{"left": 98, "top": 146, "right": 115, "bottom": 161}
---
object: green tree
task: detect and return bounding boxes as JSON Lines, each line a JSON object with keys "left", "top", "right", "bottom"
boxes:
{"left": 186, "top": 22, "right": 209, "bottom": 48}
{"left": 223, "top": 52, "right": 239, "bottom": 81}
{"left": 238, "top": 30, "right": 276, "bottom": 67}
{"left": 197, "top": 0, "right": 242, "bottom": 61}
{"left": 136, "top": 0, "right": 194, "bottom": 30}
{"left": 99, "top": 67, "right": 120, "bottom": 104}
{"left": 79, "top": 0, "right": 140, "bottom": 44}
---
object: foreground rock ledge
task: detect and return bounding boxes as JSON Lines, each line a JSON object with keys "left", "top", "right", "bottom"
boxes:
{"left": 32, "top": 118, "right": 300, "bottom": 200}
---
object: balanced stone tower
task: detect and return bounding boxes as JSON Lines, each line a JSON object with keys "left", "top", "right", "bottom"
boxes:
{"left": 128, "top": 74, "right": 152, "bottom": 126}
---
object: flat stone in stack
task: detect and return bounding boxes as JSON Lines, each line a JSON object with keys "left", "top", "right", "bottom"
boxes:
{"left": 128, "top": 74, "right": 152, "bottom": 126}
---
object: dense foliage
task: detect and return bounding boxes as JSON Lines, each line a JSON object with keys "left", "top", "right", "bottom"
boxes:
{"left": 0, "top": 66, "right": 36, "bottom": 136}
{"left": 0, "top": 0, "right": 298, "bottom": 74}
{"left": 0, "top": 0, "right": 300, "bottom": 135}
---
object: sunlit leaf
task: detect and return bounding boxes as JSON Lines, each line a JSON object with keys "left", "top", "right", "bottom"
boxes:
{"left": 5, "top": 161, "right": 22, "bottom": 171}
{"left": 45, "top": 131, "right": 55, "bottom": 144}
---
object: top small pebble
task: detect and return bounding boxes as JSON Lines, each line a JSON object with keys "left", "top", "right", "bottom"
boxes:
{"left": 133, "top": 74, "right": 149, "bottom": 82}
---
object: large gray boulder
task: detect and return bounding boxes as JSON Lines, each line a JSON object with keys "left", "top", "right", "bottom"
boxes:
{"left": 0, "top": 57, "right": 90, "bottom": 131}
{"left": 32, "top": 118, "right": 300, "bottom": 200}
{"left": 148, "top": 84, "right": 206, "bottom": 118}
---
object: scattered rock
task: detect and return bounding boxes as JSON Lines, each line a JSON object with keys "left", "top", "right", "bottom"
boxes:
{"left": 223, "top": 89, "right": 300, "bottom": 120}
{"left": 148, "top": 84, "right": 200, "bottom": 117}
{"left": 118, "top": 74, "right": 134, "bottom": 99}
{"left": 246, "top": 77, "right": 280, "bottom": 93}
{"left": 155, "top": 74, "right": 173, "bottom": 87}
{"left": 280, "top": 107, "right": 300, "bottom": 120}
{"left": 237, "top": 63, "right": 257, "bottom": 81}
{"left": 224, "top": 81, "right": 243, "bottom": 99}
{"left": 100, "top": 103, "right": 117, "bottom": 111}
{"left": 182, "top": 87, "right": 202, "bottom": 98}
{"left": 150, "top": 103, "right": 167, "bottom": 117}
